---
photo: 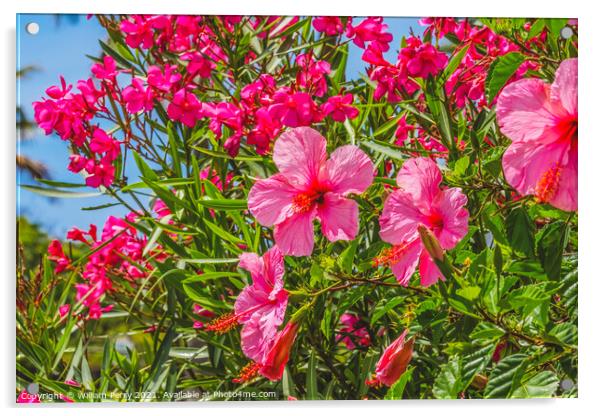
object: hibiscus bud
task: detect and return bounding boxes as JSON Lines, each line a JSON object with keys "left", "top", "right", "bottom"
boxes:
{"left": 369, "top": 329, "right": 415, "bottom": 387}
{"left": 417, "top": 224, "right": 444, "bottom": 262}
{"left": 259, "top": 322, "right": 299, "bottom": 381}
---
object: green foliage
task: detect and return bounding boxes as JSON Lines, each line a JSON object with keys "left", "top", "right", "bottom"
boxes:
{"left": 16, "top": 16, "right": 578, "bottom": 402}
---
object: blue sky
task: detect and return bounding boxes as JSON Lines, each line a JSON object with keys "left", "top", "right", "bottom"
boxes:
{"left": 17, "top": 14, "right": 422, "bottom": 238}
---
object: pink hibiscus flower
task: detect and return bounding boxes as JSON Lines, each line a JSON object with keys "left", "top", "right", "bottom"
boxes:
{"left": 497, "top": 58, "right": 578, "bottom": 211}
{"left": 248, "top": 127, "right": 375, "bottom": 256}
{"left": 234, "top": 247, "right": 289, "bottom": 363}
{"left": 377, "top": 157, "right": 468, "bottom": 287}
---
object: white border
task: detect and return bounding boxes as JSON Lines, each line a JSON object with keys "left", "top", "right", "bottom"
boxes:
{"left": 3, "top": 1, "right": 600, "bottom": 415}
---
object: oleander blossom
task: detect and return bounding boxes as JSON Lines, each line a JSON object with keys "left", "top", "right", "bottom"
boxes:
{"left": 235, "top": 247, "right": 289, "bottom": 364}
{"left": 377, "top": 157, "right": 468, "bottom": 286}
{"left": 497, "top": 58, "right": 578, "bottom": 211}
{"left": 337, "top": 313, "right": 371, "bottom": 350}
{"left": 248, "top": 127, "right": 375, "bottom": 256}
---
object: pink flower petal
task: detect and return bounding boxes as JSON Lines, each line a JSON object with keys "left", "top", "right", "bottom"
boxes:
{"left": 240, "top": 318, "right": 277, "bottom": 363}
{"left": 273, "top": 127, "right": 327, "bottom": 189}
{"left": 248, "top": 174, "right": 296, "bottom": 226}
{"left": 502, "top": 138, "right": 570, "bottom": 200}
{"left": 551, "top": 58, "right": 577, "bottom": 116}
{"left": 418, "top": 249, "right": 443, "bottom": 287}
{"left": 549, "top": 144, "right": 577, "bottom": 211}
{"left": 432, "top": 188, "right": 469, "bottom": 250}
{"left": 396, "top": 158, "right": 442, "bottom": 207}
{"left": 234, "top": 285, "right": 269, "bottom": 324}
{"left": 238, "top": 252, "right": 263, "bottom": 281}
{"left": 379, "top": 190, "right": 424, "bottom": 245}
{"left": 317, "top": 193, "right": 359, "bottom": 242}
{"left": 262, "top": 246, "right": 285, "bottom": 294}
{"left": 390, "top": 238, "right": 422, "bottom": 286}
{"left": 497, "top": 78, "right": 558, "bottom": 144}
{"left": 274, "top": 209, "right": 316, "bottom": 256}
{"left": 322, "top": 145, "right": 374, "bottom": 195}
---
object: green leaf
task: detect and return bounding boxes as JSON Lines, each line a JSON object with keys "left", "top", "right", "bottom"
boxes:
{"left": 306, "top": 351, "right": 318, "bottom": 400}
{"left": 202, "top": 219, "right": 244, "bottom": 245}
{"left": 21, "top": 185, "right": 101, "bottom": 198}
{"left": 460, "top": 344, "right": 496, "bottom": 390}
{"left": 457, "top": 286, "right": 481, "bottom": 301}
{"left": 433, "top": 357, "right": 463, "bottom": 399}
{"left": 485, "top": 52, "right": 526, "bottom": 104}
{"left": 536, "top": 221, "right": 570, "bottom": 280}
{"left": 371, "top": 296, "right": 405, "bottom": 325}
{"left": 470, "top": 322, "right": 505, "bottom": 343}
{"left": 339, "top": 239, "right": 358, "bottom": 274}
{"left": 453, "top": 155, "right": 470, "bottom": 176}
{"left": 506, "top": 207, "right": 535, "bottom": 256}
{"left": 484, "top": 353, "right": 529, "bottom": 398}
{"left": 511, "top": 371, "right": 559, "bottom": 398}
{"left": 548, "top": 322, "right": 577, "bottom": 347}
{"left": 441, "top": 44, "right": 470, "bottom": 83}
{"left": 182, "top": 282, "right": 231, "bottom": 311}
{"left": 132, "top": 150, "right": 158, "bottom": 181}
{"left": 36, "top": 178, "right": 86, "bottom": 188}
{"left": 385, "top": 367, "right": 414, "bottom": 400}
{"left": 81, "top": 355, "right": 94, "bottom": 391}
{"left": 361, "top": 139, "right": 405, "bottom": 160}
{"left": 198, "top": 198, "right": 248, "bottom": 211}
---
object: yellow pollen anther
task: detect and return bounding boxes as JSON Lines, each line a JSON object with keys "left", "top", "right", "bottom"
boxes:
{"left": 535, "top": 163, "right": 562, "bottom": 203}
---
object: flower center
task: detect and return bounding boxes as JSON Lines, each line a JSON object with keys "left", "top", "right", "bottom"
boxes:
{"left": 557, "top": 115, "right": 578, "bottom": 144}
{"left": 373, "top": 241, "right": 413, "bottom": 267}
{"left": 426, "top": 212, "right": 444, "bottom": 233}
{"left": 535, "top": 163, "right": 562, "bottom": 203}
{"left": 292, "top": 192, "right": 323, "bottom": 213}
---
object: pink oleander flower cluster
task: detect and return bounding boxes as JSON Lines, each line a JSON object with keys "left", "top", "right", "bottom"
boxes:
{"left": 32, "top": 15, "right": 365, "bottom": 177}
{"left": 337, "top": 313, "right": 371, "bottom": 350}
{"left": 120, "top": 16, "right": 360, "bottom": 157}
{"left": 48, "top": 204, "right": 169, "bottom": 319}
{"left": 33, "top": 68, "right": 121, "bottom": 188}
{"left": 362, "top": 36, "right": 447, "bottom": 103}
{"left": 420, "top": 18, "right": 539, "bottom": 108}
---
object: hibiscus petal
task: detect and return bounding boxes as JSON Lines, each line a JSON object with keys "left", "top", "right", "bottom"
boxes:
{"left": 317, "top": 193, "right": 359, "bottom": 242}
{"left": 322, "top": 145, "right": 374, "bottom": 194}
{"left": 551, "top": 58, "right": 577, "bottom": 116}
{"left": 234, "top": 285, "right": 270, "bottom": 324}
{"left": 390, "top": 238, "right": 422, "bottom": 286}
{"left": 248, "top": 174, "right": 296, "bottom": 226}
{"left": 238, "top": 252, "right": 263, "bottom": 281}
{"left": 395, "top": 157, "right": 442, "bottom": 207}
{"left": 549, "top": 144, "right": 577, "bottom": 211}
{"left": 262, "top": 246, "right": 285, "bottom": 293}
{"left": 274, "top": 209, "right": 316, "bottom": 256}
{"left": 418, "top": 250, "right": 444, "bottom": 287}
{"left": 379, "top": 190, "right": 424, "bottom": 244}
{"left": 273, "top": 127, "right": 327, "bottom": 189}
{"left": 497, "top": 78, "right": 559, "bottom": 144}
{"left": 240, "top": 318, "right": 277, "bottom": 363}
{"left": 432, "top": 188, "right": 469, "bottom": 250}
{"left": 502, "top": 138, "right": 570, "bottom": 198}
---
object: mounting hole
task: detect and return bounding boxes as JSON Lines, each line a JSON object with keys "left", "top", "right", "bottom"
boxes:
{"left": 560, "top": 379, "right": 575, "bottom": 391}
{"left": 25, "top": 22, "right": 40, "bottom": 35}
{"left": 560, "top": 26, "right": 574, "bottom": 39}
